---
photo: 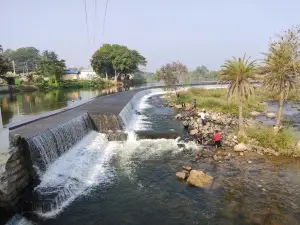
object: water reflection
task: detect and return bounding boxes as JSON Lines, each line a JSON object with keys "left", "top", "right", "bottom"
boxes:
{"left": 0, "top": 87, "right": 127, "bottom": 125}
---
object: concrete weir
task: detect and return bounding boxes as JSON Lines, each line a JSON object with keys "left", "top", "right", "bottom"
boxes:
{"left": 0, "top": 82, "right": 229, "bottom": 210}
{"left": 0, "top": 88, "right": 151, "bottom": 209}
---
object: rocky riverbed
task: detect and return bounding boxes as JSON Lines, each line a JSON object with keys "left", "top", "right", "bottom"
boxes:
{"left": 174, "top": 106, "right": 287, "bottom": 157}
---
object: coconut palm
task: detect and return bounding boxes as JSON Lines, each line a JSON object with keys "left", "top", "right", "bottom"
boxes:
{"left": 263, "top": 28, "right": 300, "bottom": 129}
{"left": 219, "top": 55, "right": 257, "bottom": 137}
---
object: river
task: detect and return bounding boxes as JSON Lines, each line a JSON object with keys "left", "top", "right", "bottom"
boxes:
{"left": 0, "top": 87, "right": 127, "bottom": 126}
{"left": 3, "top": 91, "right": 298, "bottom": 225}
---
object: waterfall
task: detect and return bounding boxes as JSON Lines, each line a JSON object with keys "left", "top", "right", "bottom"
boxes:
{"left": 119, "top": 89, "right": 166, "bottom": 130}
{"left": 119, "top": 90, "right": 161, "bottom": 130}
{"left": 27, "top": 113, "right": 93, "bottom": 173}
{"left": 4, "top": 214, "right": 34, "bottom": 225}
{"left": 26, "top": 132, "right": 115, "bottom": 218}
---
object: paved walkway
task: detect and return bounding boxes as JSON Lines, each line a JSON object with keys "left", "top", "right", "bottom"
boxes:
{"left": 10, "top": 89, "right": 140, "bottom": 139}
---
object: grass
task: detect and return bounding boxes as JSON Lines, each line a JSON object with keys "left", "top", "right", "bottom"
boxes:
{"left": 173, "top": 87, "right": 265, "bottom": 116}
{"left": 245, "top": 125, "right": 299, "bottom": 156}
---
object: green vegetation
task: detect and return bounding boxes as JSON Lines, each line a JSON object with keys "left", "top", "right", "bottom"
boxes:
{"left": 91, "top": 44, "right": 147, "bottom": 80}
{"left": 155, "top": 62, "right": 188, "bottom": 90}
{"left": 263, "top": 26, "right": 300, "bottom": 128}
{"left": 173, "top": 88, "right": 265, "bottom": 115}
{"left": 190, "top": 65, "right": 218, "bottom": 82}
{"left": 219, "top": 54, "right": 257, "bottom": 137}
{"left": 0, "top": 45, "right": 11, "bottom": 75}
{"left": 36, "top": 51, "right": 66, "bottom": 83}
{"left": 245, "top": 126, "right": 299, "bottom": 156}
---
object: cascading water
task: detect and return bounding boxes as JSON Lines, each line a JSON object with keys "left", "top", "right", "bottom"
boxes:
{"left": 28, "top": 132, "right": 115, "bottom": 218}
{"left": 4, "top": 214, "right": 34, "bottom": 225}
{"left": 27, "top": 113, "right": 93, "bottom": 173}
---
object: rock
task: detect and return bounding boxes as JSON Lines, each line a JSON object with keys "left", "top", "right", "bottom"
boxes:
{"left": 183, "top": 166, "right": 192, "bottom": 172}
{"left": 266, "top": 112, "right": 276, "bottom": 119}
{"left": 176, "top": 171, "right": 188, "bottom": 181}
{"left": 234, "top": 143, "right": 248, "bottom": 152}
{"left": 211, "top": 115, "right": 217, "bottom": 121}
{"left": 239, "top": 152, "right": 244, "bottom": 156}
{"left": 249, "top": 111, "right": 261, "bottom": 117}
{"left": 248, "top": 160, "right": 252, "bottom": 164}
{"left": 186, "top": 170, "right": 213, "bottom": 187}
{"left": 213, "top": 155, "right": 219, "bottom": 161}
{"left": 190, "top": 129, "right": 198, "bottom": 135}
{"left": 182, "top": 121, "right": 189, "bottom": 127}
{"left": 175, "top": 104, "right": 182, "bottom": 109}
{"left": 175, "top": 114, "right": 182, "bottom": 119}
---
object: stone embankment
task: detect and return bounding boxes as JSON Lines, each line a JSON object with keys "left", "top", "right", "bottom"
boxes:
{"left": 0, "top": 134, "right": 35, "bottom": 208}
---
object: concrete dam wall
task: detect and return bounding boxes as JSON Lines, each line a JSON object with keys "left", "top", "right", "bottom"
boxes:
{"left": 0, "top": 89, "right": 153, "bottom": 210}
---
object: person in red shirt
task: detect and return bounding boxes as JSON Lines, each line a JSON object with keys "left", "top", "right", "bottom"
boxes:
{"left": 214, "top": 130, "right": 222, "bottom": 149}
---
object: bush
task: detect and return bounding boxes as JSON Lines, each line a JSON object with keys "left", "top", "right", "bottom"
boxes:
{"left": 246, "top": 126, "right": 297, "bottom": 155}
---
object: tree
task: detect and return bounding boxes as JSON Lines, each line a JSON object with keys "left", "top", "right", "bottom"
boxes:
{"left": 263, "top": 26, "right": 300, "bottom": 129}
{"left": 35, "top": 51, "right": 66, "bottom": 83}
{"left": 156, "top": 62, "right": 188, "bottom": 90}
{"left": 0, "top": 45, "right": 12, "bottom": 75}
{"left": 3, "top": 47, "right": 40, "bottom": 73}
{"left": 191, "top": 65, "right": 218, "bottom": 82}
{"left": 91, "top": 44, "right": 147, "bottom": 80}
{"left": 219, "top": 55, "right": 257, "bottom": 137}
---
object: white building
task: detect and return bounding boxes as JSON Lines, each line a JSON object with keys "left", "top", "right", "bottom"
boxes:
{"left": 79, "top": 69, "right": 97, "bottom": 80}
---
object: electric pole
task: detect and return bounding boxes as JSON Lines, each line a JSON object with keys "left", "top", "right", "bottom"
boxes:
{"left": 12, "top": 60, "right": 16, "bottom": 74}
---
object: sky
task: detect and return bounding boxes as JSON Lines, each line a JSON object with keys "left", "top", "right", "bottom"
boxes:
{"left": 1, "top": 0, "right": 299, "bottom": 72}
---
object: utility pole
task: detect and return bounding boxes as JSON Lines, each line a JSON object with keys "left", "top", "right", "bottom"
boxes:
{"left": 12, "top": 61, "right": 16, "bottom": 74}
{"left": 0, "top": 107, "right": 2, "bottom": 130}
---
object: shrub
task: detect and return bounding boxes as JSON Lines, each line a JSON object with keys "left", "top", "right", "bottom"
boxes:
{"left": 246, "top": 126, "right": 296, "bottom": 155}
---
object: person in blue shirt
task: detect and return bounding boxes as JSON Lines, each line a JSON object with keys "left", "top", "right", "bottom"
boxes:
{"left": 193, "top": 99, "right": 197, "bottom": 109}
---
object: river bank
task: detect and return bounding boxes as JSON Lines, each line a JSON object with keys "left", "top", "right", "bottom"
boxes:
{"left": 168, "top": 87, "right": 300, "bottom": 157}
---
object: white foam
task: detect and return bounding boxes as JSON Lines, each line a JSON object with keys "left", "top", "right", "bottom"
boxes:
{"left": 35, "top": 131, "right": 117, "bottom": 218}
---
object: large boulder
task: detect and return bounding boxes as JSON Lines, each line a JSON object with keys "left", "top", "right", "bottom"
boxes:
{"left": 266, "top": 112, "right": 276, "bottom": 119}
{"left": 175, "top": 105, "right": 183, "bottom": 109}
{"left": 234, "top": 143, "right": 248, "bottom": 152}
{"left": 187, "top": 170, "right": 213, "bottom": 187}
{"left": 249, "top": 111, "right": 261, "bottom": 117}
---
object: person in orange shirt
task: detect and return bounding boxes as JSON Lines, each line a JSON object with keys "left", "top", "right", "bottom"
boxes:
{"left": 214, "top": 130, "right": 222, "bottom": 149}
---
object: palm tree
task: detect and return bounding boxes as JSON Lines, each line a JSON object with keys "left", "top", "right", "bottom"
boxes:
{"left": 263, "top": 28, "right": 300, "bottom": 129}
{"left": 219, "top": 55, "right": 257, "bottom": 137}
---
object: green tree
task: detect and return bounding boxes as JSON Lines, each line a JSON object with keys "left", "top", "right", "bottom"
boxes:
{"left": 36, "top": 51, "right": 66, "bottom": 83}
{"left": 263, "top": 26, "right": 300, "bottom": 129}
{"left": 3, "top": 47, "right": 40, "bottom": 73}
{"left": 91, "top": 44, "right": 147, "bottom": 80}
{"left": 156, "top": 62, "right": 188, "bottom": 90}
{"left": 219, "top": 55, "right": 257, "bottom": 137}
{"left": 0, "top": 45, "right": 12, "bottom": 75}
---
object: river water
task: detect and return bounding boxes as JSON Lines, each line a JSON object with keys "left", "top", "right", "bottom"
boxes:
{"left": 0, "top": 87, "right": 126, "bottom": 125}
{"left": 6, "top": 93, "right": 297, "bottom": 225}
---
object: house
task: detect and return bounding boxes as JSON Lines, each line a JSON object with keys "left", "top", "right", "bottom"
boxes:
{"left": 63, "top": 69, "right": 80, "bottom": 80}
{"left": 79, "top": 68, "right": 97, "bottom": 80}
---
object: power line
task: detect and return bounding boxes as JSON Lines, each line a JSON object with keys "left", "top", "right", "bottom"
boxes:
{"left": 93, "top": 0, "right": 97, "bottom": 45}
{"left": 84, "top": 0, "right": 89, "bottom": 44}
{"left": 101, "top": 0, "right": 109, "bottom": 43}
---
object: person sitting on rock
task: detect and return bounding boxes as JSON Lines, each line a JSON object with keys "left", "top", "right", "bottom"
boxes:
{"left": 214, "top": 130, "right": 222, "bottom": 149}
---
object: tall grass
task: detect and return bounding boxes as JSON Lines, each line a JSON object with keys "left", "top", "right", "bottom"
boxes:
{"left": 246, "top": 126, "right": 297, "bottom": 155}
{"left": 175, "top": 88, "right": 265, "bottom": 115}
